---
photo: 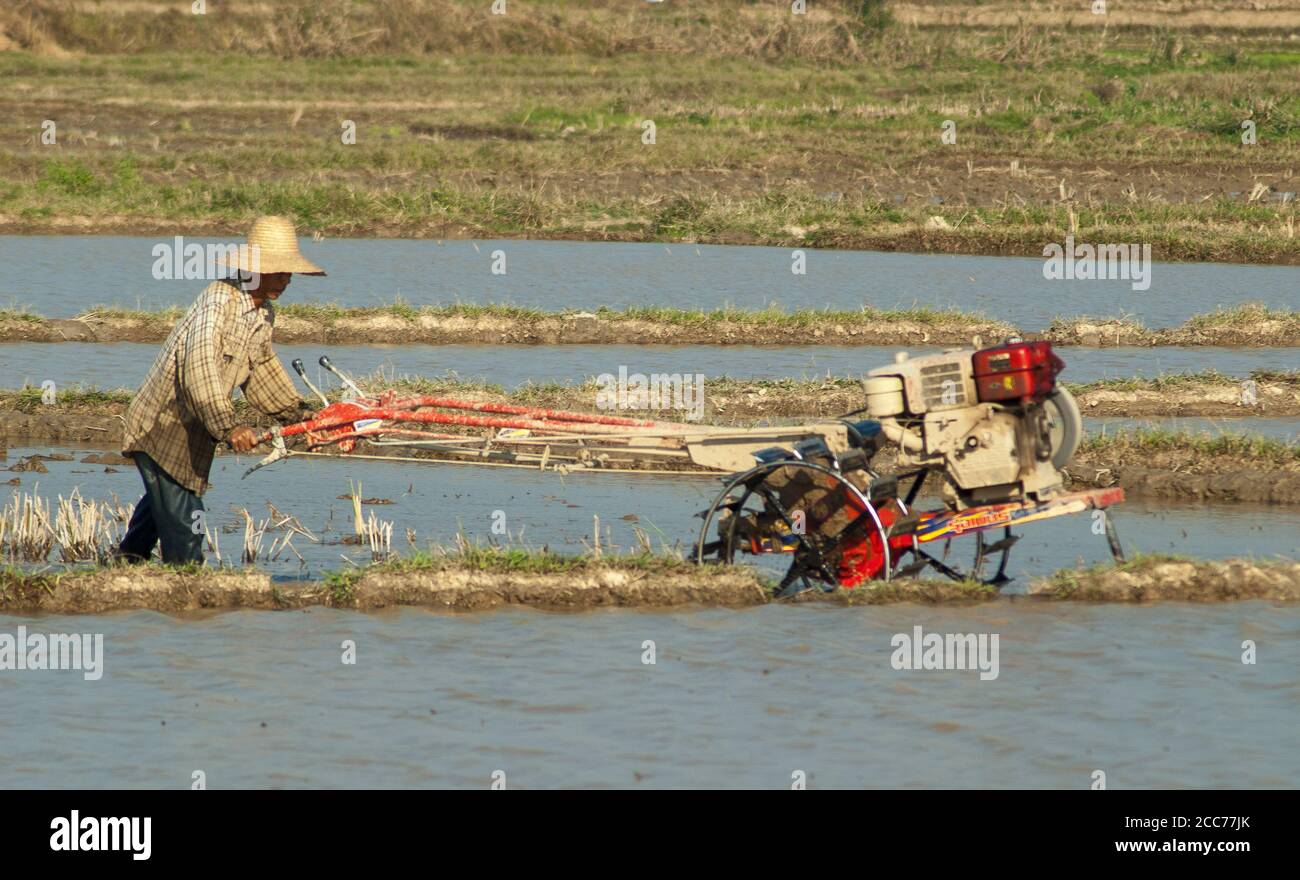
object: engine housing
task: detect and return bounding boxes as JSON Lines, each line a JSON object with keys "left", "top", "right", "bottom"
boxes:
{"left": 864, "top": 343, "right": 1074, "bottom": 508}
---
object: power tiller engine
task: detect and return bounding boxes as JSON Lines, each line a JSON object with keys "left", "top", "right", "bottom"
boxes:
{"left": 695, "top": 339, "right": 1122, "bottom": 595}
{"left": 862, "top": 338, "right": 1080, "bottom": 509}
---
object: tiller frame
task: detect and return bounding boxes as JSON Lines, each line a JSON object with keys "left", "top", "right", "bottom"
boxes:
{"left": 245, "top": 353, "right": 1127, "bottom": 595}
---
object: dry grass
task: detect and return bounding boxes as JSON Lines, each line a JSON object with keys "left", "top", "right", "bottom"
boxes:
{"left": 0, "top": 491, "right": 54, "bottom": 562}
{"left": 51, "top": 489, "right": 117, "bottom": 562}
{"left": 0, "top": 488, "right": 128, "bottom": 563}
{"left": 363, "top": 510, "right": 394, "bottom": 562}
{"left": 11, "top": 0, "right": 893, "bottom": 63}
{"left": 1, "top": 3, "right": 1298, "bottom": 258}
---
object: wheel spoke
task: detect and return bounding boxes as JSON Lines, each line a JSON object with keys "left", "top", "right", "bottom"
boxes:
{"left": 694, "top": 460, "right": 894, "bottom": 595}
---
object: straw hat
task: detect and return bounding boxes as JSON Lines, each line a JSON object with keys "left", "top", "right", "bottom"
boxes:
{"left": 222, "top": 215, "right": 326, "bottom": 276}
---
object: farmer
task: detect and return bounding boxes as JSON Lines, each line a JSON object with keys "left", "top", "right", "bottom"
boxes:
{"left": 116, "top": 215, "right": 325, "bottom": 564}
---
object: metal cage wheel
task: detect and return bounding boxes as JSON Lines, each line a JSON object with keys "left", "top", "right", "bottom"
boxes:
{"left": 694, "top": 459, "right": 893, "bottom": 597}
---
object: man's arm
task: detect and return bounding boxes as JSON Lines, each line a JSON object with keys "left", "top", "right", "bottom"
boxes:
{"left": 244, "top": 348, "right": 310, "bottom": 423}
{"left": 176, "top": 288, "right": 242, "bottom": 442}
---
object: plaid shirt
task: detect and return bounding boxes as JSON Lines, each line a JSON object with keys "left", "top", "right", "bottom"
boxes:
{"left": 122, "top": 280, "right": 304, "bottom": 495}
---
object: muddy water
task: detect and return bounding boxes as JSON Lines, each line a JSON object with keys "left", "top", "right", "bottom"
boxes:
{"left": 3, "top": 236, "right": 1297, "bottom": 328}
{"left": 0, "top": 600, "right": 1295, "bottom": 788}
{"left": 3, "top": 342, "right": 1298, "bottom": 393}
{"left": 8, "top": 444, "right": 1298, "bottom": 583}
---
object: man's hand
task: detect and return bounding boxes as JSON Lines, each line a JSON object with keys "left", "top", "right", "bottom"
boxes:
{"left": 227, "top": 426, "right": 260, "bottom": 453}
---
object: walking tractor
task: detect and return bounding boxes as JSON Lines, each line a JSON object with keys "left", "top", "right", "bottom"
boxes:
{"left": 694, "top": 339, "right": 1126, "bottom": 595}
{"left": 247, "top": 340, "right": 1125, "bottom": 596}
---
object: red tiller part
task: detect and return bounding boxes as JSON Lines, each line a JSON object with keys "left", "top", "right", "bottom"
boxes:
{"left": 261, "top": 402, "right": 669, "bottom": 449}
{"left": 375, "top": 392, "right": 686, "bottom": 429}
{"left": 836, "top": 498, "right": 915, "bottom": 587}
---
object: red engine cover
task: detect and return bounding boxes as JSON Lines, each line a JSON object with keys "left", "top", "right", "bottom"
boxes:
{"left": 972, "top": 340, "right": 1063, "bottom": 402}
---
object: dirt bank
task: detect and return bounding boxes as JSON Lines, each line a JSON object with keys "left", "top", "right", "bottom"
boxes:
{"left": 1066, "top": 443, "right": 1300, "bottom": 505}
{"left": 502, "top": 374, "right": 1300, "bottom": 421}
{"left": 0, "top": 563, "right": 771, "bottom": 614}
{"left": 1068, "top": 378, "right": 1300, "bottom": 418}
{"left": 0, "top": 309, "right": 1015, "bottom": 347}
{"left": 0, "top": 409, "right": 124, "bottom": 448}
{"left": 4, "top": 306, "right": 1295, "bottom": 346}
{"left": 1, "top": 556, "right": 1295, "bottom": 614}
{"left": 1033, "top": 558, "right": 1300, "bottom": 602}
{"left": 1043, "top": 307, "right": 1300, "bottom": 347}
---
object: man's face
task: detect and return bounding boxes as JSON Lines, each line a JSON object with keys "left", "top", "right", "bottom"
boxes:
{"left": 249, "top": 272, "right": 293, "bottom": 300}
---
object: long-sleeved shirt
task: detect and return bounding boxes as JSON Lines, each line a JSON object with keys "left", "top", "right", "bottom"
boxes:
{"left": 121, "top": 280, "right": 304, "bottom": 495}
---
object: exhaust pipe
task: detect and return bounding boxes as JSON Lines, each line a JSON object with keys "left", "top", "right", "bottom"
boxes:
{"left": 878, "top": 417, "right": 924, "bottom": 453}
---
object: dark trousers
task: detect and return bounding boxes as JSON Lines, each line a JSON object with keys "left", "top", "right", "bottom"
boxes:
{"left": 118, "top": 452, "right": 206, "bottom": 564}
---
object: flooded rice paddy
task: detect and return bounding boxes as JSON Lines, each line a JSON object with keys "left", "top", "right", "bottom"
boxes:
{"left": 7, "top": 444, "right": 1298, "bottom": 584}
{"left": 1, "top": 237, "right": 1295, "bottom": 789}
{"left": 1, "top": 599, "right": 1296, "bottom": 788}
{"left": 3, "top": 236, "right": 1297, "bottom": 329}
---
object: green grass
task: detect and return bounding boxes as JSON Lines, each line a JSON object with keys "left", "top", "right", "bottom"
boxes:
{"left": 0, "top": 307, "right": 43, "bottom": 323}
{"left": 1251, "top": 369, "right": 1300, "bottom": 386}
{"left": 1, "top": 385, "right": 133, "bottom": 413}
{"left": 323, "top": 568, "right": 361, "bottom": 604}
{"left": 1182, "top": 303, "right": 1300, "bottom": 330}
{"left": 36, "top": 302, "right": 1298, "bottom": 337}
{"left": 368, "top": 543, "right": 690, "bottom": 576}
{"left": 1066, "top": 369, "right": 1300, "bottom": 392}
{"left": 65, "top": 302, "right": 1003, "bottom": 328}
{"left": 244, "top": 301, "right": 548, "bottom": 322}
{"left": 1048, "top": 307, "right": 1300, "bottom": 338}
{"left": 312, "top": 541, "right": 699, "bottom": 606}
{"left": 605, "top": 305, "right": 1001, "bottom": 328}
{"left": 1080, "top": 428, "right": 1300, "bottom": 464}
{"left": 1065, "top": 372, "right": 1232, "bottom": 392}
{"left": 0, "top": 566, "right": 56, "bottom": 599}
